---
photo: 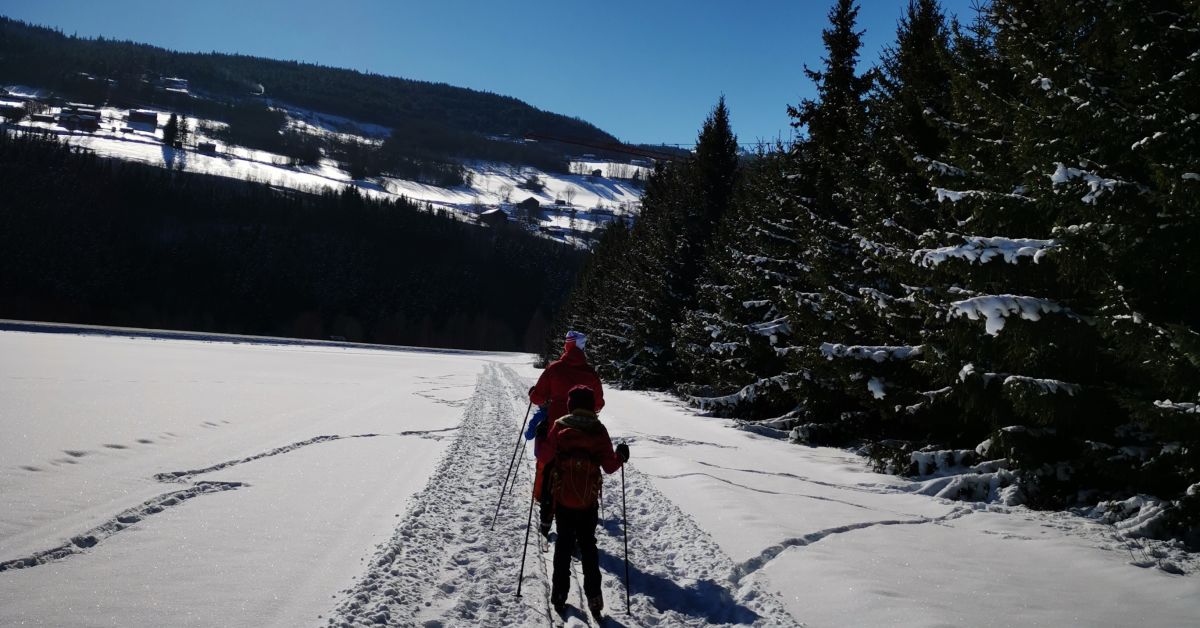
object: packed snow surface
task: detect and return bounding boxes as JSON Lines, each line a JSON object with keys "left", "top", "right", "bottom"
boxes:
{"left": 2, "top": 325, "right": 1198, "bottom": 627}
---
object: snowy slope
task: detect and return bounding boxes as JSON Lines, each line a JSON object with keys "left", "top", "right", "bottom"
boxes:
{"left": 2, "top": 101, "right": 643, "bottom": 242}
{"left": 4, "top": 327, "right": 1197, "bottom": 627}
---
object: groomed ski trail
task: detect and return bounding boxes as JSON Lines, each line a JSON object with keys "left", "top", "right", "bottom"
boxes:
{"left": 328, "top": 363, "right": 798, "bottom": 627}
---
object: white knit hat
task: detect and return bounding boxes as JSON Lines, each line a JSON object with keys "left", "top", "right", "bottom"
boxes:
{"left": 565, "top": 330, "right": 587, "bottom": 350}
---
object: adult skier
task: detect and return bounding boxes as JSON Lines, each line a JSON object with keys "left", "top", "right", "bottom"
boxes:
{"left": 527, "top": 331, "right": 605, "bottom": 538}
{"left": 536, "top": 384, "right": 628, "bottom": 619}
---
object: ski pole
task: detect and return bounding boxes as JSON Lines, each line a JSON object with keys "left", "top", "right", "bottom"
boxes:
{"left": 621, "top": 462, "right": 630, "bottom": 614}
{"left": 507, "top": 430, "right": 530, "bottom": 509}
{"left": 491, "top": 399, "right": 533, "bottom": 530}
{"left": 516, "top": 492, "right": 536, "bottom": 597}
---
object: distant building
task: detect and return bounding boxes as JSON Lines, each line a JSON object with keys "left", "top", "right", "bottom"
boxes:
{"left": 591, "top": 169, "right": 603, "bottom": 177}
{"left": 516, "top": 197, "right": 540, "bottom": 211}
{"left": 554, "top": 198, "right": 567, "bottom": 206}
{"left": 30, "top": 113, "right": 55, "bottom": 123}
{"left": 478, "top": 208, "right": 508, "bottom": 228}
{"left": 128, "top": 110, "right": 158, "bottom": 126}
{"left": 198, "top": 141, "right": 218, "bottom": 155}
{"left": 58, "top": 106, "right": 101, "bottom": 131}
{"left": 0, "top": 104, "right": 24, "bottom": 121}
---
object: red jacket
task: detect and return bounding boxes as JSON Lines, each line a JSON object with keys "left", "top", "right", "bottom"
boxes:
{"left": 530, "top": 343, "right": 605, "bottom": 424}
{"left": 536, "top": 409, "right": 623, "bottom": 475}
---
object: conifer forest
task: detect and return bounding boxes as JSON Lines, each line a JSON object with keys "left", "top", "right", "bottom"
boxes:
{"left": 548, "top": 0, "right": 1200, "bottom": 545}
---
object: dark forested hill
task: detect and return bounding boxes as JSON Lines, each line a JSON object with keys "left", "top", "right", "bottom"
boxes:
{"left": 0, "top": 130, "right": 582, "bottom": 351}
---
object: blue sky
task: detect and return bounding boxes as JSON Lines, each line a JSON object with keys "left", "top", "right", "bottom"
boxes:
{"left": 1, "top": 0, "right": 979, "bottom": 145}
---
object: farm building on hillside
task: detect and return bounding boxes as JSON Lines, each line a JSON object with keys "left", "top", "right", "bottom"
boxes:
{"left": 198, "top": 142, "right": 218, "bottom": 155}
{"left": 516, "top": 197, "right": 540, "bottom": 211}
{"left": 477, "top": 208, "right": 508, "bottom": 228}
{"left": 128, "top": 110, "right": 158, "bottom": 126}
{"left": 58, "top": 106, "right": 101, "bottom": 131}
{"left": 0, "top": 104, "right": 24, "bottom": 121}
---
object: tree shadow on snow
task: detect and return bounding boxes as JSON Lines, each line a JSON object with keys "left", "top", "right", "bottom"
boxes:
{"left": 593, "top": 526, "right": 760, "bottom": 625}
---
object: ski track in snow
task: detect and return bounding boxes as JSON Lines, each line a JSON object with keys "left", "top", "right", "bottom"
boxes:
{"left": 0, "top": 481, "right": 245, "bottom": 573}
{"left": 646, "top": 470, "right": 910, "bottom": 515}
{"left": 153, "top": 433, "right": 382, "bottom": 482}
{"left": 1, "top": 429, "right": 460, "bottom": 573}
{"left": 328, "top": 363, "right": 799, "bottom": 627}
{"left": 729, "top": 506, "right": 975, "bottom": 584}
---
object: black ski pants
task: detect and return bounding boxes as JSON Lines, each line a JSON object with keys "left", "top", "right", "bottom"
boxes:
{"left": 550, "top": 504, "right": 601, "bottom": 604}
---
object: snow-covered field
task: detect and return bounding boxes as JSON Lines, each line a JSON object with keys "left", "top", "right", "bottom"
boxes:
{"left": 2, "top": 326, "right": 1197, "bottom": 627}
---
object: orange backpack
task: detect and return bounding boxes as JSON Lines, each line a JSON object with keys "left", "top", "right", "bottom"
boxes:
{"left": 549, "top": 449, "right": 602, "bottom": 510}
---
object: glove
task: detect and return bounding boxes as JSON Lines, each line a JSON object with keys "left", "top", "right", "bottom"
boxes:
{"left": 525, "top": 407, "right": 548, "bottom": 440}
{"left": 535, "top": 415, "right": 550, "bottom": 439}
{"left": 616, "top": 442, "right": 630, "bottom": 462}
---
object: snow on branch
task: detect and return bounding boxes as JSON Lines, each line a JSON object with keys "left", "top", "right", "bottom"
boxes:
{"left": 933, "top": 187, "right": 1032, "bottom": 203}
{"left": 950, "top": 294, "right": 1068, "bottom": 336}
{"left": 959, "top": 364, "right": 1081, "bottom": 396}
{"left": 820, "top": 342, "right": 924, "bottom": 362}
{"left": 913, "top": 236, "right": 1057, "bottom": 267}
{"left": 913, "top": 155, "right": 968, "bottom": 177}
{"left": 1049, "top": 163, "right": 1134, "bottom": 204}
{"left": 689, "top": 373, "right": 803, "bottom": 411}
{"left": 748, "top": 318, "right": 790, "bottom": 340}
{"left": 1154, "top": 399, "right": 1199, "bottom": 414}
{"left": 1002, "top": 375, "right": 1081, "bottom": 396}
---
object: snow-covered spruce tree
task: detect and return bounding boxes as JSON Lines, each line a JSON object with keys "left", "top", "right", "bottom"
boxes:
{"left": 806, "top": 1, "right": 970, "bottom": 456}
{"left": 565, "top": 99, "right": 740, "bottom": 388}
{"left": 788, "top": 0, "right": 874, "bottom": 217}
{"left": 756, "top": 0, "right": 879, "bottom": 440}
{"left": 984, "top": 0, "right": 1200, "bottom": 530}
{"left": 673, "top": 151, "right": 814, "bottom": 419}
{"left": 885, "top": 1, "right": 1200, "bottom": 520}
{"left": 674, "top": 1, "right": 877, "bottom": 425}
{"left": 541, "top": 220, "right": 632, "bottom": 365}
{"left": 574, "top": 161, "right": 684, "bottom": 387}
{"left": 678, "top": 96, "right": 740, "bottom": 297}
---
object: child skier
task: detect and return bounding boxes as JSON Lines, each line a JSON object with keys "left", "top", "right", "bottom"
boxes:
{"left": 536, "top": 384, "right": 629, "bottom": 620}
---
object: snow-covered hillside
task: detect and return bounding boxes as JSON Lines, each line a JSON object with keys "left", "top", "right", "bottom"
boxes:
{"left": 2, "top": 325, "right": 1198, "bottom": 627}
{"left": 1, "top": 86, "right": 645, "bottom": 245}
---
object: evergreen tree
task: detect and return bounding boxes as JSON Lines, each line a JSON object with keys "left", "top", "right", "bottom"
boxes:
{"left": 787, "top": 0, "right": 873, "bottom": 216}
{"left": 804, "top": 0, "right": 961, "bottom": 442}
{"left": 177, "top": 116, "right": 190, "bottom": 146}
{"left": 558, "top": 99, "right": 741, "bottom": 388}
{"left": 162, "top": 113, "right": 178, "bottom": 146}
{"left": 674, "top": 152, "right": 814, "bottom": 418}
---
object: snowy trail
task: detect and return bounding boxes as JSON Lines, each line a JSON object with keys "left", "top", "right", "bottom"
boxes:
{"left": 328, "top": 363, "right": 798, "bottom": 627}
{"left": 4, "top": 330, "right": 1197, "bottom": 626}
